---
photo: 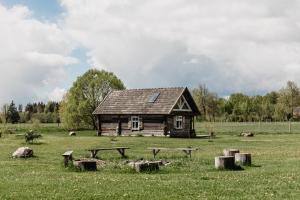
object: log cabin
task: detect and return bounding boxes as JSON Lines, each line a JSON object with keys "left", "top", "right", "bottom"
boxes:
{"left": 93, "top": 87, "right": 200, "bottom": 138}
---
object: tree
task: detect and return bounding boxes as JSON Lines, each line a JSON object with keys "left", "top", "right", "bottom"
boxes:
{"left": 1, "top": 104, "right": 9, "bottom": 123}
{"left": 60, "top": 69, "right": 125, "bottom": 130}
{"left": 192, "top": 84, "right": 219, "bottom": 121}
{"left": 277, "top": 81, "right": 300, "bottom": 120}
{"left": 18, "top": 104, "right": 23, "bottom": 112}
{"left": 7, "top": 101, "right": 20, "bottom": 123}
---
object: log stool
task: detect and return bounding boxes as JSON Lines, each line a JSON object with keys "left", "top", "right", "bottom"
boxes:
{"left": 134, "top": 161, "right": 160, "bottom": 172}
{"left": 235, "top": 153, "right": 251, "bottom": 166}
{"left": 215, "top": 156, "right": 235, "bottom": 170}
{"left": 73, "top": 160, "right": 97, "bottom": 171}
{"left": 223, "top": 149, "right": 240, "bottom": 157}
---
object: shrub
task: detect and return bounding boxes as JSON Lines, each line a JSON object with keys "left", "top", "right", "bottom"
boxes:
{"left": 1, "top": 127, "right": 15, "bottom": 134}
{"left": 31, "top": 118, "right": 41, "bottom": 131}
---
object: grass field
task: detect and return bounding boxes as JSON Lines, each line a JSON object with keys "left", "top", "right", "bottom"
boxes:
{"left": 1, "top": 123, "right": 300, "bottom": 199}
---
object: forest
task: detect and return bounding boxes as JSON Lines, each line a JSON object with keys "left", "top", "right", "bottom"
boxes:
{"left": 193, "top": 81, "right": 300, "bottom": 122}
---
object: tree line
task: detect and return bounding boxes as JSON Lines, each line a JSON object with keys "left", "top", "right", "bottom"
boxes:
{"left": 0, "top": 101, "right": 60, "bottom": 124}
{"left": 192, "top": 81, "right": 300, "bottom": 122}
{"left": 1, "top": 68, "right": 299, "bottom": 130}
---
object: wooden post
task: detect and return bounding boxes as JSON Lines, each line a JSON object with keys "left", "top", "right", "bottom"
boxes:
{"left": 192, "top": 116, "right": 195, "bottom": 130}
{"left": 163, "top": 116, "right": 168, "bottom": 136}
{"left": 118, "top": 116, "right": 122, "bottom": 136}
{"left": 97, "top": 115, "right": 101, "bottom": 136}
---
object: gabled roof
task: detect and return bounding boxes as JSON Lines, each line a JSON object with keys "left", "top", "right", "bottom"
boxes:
{"left": 93, "top": 87, "right": 200, "bottom": 115}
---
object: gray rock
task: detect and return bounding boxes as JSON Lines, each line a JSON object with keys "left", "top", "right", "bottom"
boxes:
{"left": 12, "top": 147, "right": 33, "bottom": 158}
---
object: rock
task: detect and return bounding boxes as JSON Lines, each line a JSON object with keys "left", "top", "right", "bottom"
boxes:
{"left": 69, "top": 131, "right": 76, "bottom": 136}
{"left": 215, "top": 156, "right": 235, "bottom": 170}
{"left": 240, "top": 132, "right": 254, "bottom": 137}
{"left": 12, "top": 147, "right": 33, "bottom": 158}
{"left": 223, "top": 149, "right": 240, "bottom": 157}
{"left": 235, "top": 153, "right": 252, "bottom": 166}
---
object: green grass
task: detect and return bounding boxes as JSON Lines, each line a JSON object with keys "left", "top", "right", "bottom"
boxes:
{"left": 1, "top": 123, "right": 300, "bottom": 199}
{"left": 197, "top": 121, "right": 300, "bottom": 134}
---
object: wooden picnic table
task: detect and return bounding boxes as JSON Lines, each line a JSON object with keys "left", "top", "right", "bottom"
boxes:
{"left": 87, "top": 147, "right": 130, "bottom": 158}
{"left": 148, "top": 147, "right": 199, "bottom": 158}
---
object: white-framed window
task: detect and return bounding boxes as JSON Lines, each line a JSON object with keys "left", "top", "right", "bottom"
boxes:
{"left": 131, "top": 116, "right": 140, "bottom": 130}
{"left": 174, "top": 116, "right": 183, "bottom": 129}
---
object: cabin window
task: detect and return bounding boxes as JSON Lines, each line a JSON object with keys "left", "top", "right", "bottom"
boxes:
{"left": 174, "top": 116, "right": 183, "bottom": 129}
{"left": 131, "top": 116, "right": 140, "bottom": 130}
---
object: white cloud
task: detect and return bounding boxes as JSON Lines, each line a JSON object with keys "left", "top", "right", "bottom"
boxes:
{"left": 0, "top": 3, "right": 77, "bottom": 105}
{"left": 61, "top": 0, "right": 300, "bottom": 95}
{"left": 48, "top": 87, "right": 66, "bottom": 102}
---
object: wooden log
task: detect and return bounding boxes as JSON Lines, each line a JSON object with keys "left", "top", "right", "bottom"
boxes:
{"left": 215, "top": 156, "right": 235, "bottom": 170}
{"left": 223, "top": 149, "right": 240, "bottom": 157}
{"left": 235, "top": 153, "right": 251, "bottom": 166}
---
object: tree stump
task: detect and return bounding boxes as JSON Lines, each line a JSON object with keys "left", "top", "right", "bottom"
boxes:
{"left": 134, "top": 161, "right": 160, "bottom": 172}
{"left": 235, "top": 153, "right": 251, "bottom": 166}
{"left": 73, "top": 160, "right": 97, "bottom": 171}
{"left": 215, "top": 156, "right": 235, "bottom": 170}
{"left": 223, "top": 149, "right": 240, "bottom": 156}
{"left": 69, "top": 131, "right": 76, "bottom": 136}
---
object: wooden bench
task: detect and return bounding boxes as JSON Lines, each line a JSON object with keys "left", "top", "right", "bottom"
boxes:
{"left": 148, "top": 147, "right": 199, "bottom": 158}
{"left": 87, "top": 147, "right": 130, "bottom": 158}
{"left": 62, "top": 150, "right": 73, "bottom": 167}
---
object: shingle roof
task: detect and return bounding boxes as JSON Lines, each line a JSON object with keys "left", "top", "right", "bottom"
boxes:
{"left": 93, "top": 87, "right": 199, "bottom": 115}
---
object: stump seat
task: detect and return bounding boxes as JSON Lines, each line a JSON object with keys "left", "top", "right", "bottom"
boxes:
{"left": 223, "top": 149, "right": 240, "bottom": 157}
{"left": 73, "top": 160, "right": 97, "bottom": 171}
{"left": 215, "top": 156, "right": 235, "bottom": 170}
{"left": 134, "top": 161, "right": 160, "bottom": 172}
{"left": 235, "top": 153, "right": 251, "bottom": 166}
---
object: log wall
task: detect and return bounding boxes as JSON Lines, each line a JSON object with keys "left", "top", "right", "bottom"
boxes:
{"left": 97, "top": 114, "right": 194, "bottom": 137}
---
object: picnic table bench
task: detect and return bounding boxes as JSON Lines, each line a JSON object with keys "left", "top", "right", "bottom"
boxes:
{"left": 148, "top": 147, "right": 199, "bottom": 158}
{"left": 87, "top": 147, "right": 130, "bottom": 158}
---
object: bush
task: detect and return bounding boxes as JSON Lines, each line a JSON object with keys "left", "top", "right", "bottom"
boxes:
{"left": 30, "top": 118, "right": 41, "bottom": 131}
{"left": 1, "top": 127, "right": 15, "bottom": 134}
{"left": 25, "top": 130, "right": 42, "bottom": 143}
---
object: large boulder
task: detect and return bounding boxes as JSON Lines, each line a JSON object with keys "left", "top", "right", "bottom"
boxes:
{"left": 12, "top": 147, "right": 33, "bottom": 158}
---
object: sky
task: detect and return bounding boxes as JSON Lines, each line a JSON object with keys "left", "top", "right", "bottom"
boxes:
{"left": 1, "top": 0, "right": 300, "bottom": 105}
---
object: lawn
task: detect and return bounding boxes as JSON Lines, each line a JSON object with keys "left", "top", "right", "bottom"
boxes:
{"left": 1, "top": 123, "right": 300, "bottom": 199}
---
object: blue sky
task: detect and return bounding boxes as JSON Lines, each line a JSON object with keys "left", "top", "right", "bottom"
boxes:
{"left": 0, "top": 0, "right": 63, "bottom": 21}
{"left": 0, "top": 0, "right": 300, "bottom": 105}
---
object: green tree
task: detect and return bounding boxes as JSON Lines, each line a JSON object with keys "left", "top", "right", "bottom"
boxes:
{"left": 60, "top": 69, "right": 125, "bottom": 130}
{"left": 277, "top": 81, "right": 300, "bottom": 120}
{"left": 192, "top": 84, "right": 220, "bottom": 121}
{"left": 7, "top": 101, "right": 20, "bottom": 123}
